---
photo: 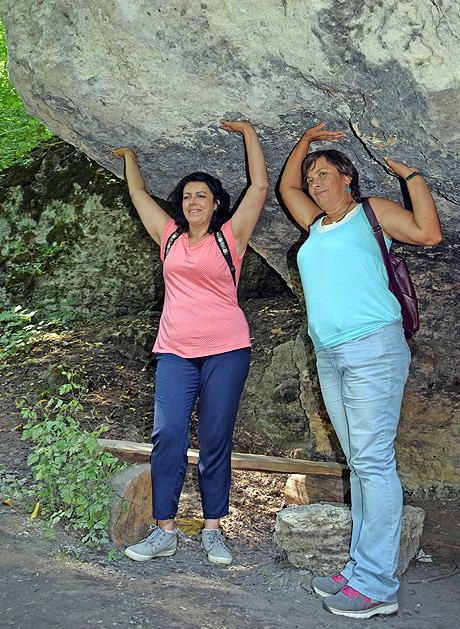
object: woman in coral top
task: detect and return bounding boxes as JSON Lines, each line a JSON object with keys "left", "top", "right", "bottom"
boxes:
{"left": 113, "top": 120, "right": 268, "bottom": 565}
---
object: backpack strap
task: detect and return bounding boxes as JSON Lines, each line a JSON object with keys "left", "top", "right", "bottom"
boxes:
{"left": 164, "top": 228, "right": 181, "bottom": 259}
{"left": 214, "top": 229, "right": 236, "bottom": 287}
{"left": 308, "top": 211, "right": 327, "bottom": 231}
{"left": 163, "top": 227, "right": 236, "bottom": 287}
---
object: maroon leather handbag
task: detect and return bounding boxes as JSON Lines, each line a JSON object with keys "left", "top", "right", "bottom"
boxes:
{"left": 362, "top": 197, "right": 419, "bottom": 338}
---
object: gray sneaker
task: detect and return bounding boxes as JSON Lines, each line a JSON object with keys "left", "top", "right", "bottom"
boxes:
{"left": 323, "top": 585, "right": 399, "bottom": 619}
{"left": 125, "top": 525, "right": 177, "bottom": 562}
{"left": 312, "top": 573, "right": 348, "bottom": 597}
{"left": 201, "top": 528, "right": 232, "bottom": 565}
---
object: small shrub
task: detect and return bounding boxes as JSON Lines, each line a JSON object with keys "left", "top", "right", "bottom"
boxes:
{"left": 0, "top": 305, "right": 41, "bottom": 356}
{"left": 0, "top": 305, "right": 62, "bottom": 358}
{"left": 0, "top": 471, "right": 34, "bottom": 509}
{"left": 21, "top": 373, "right": 126, "bottom": 546}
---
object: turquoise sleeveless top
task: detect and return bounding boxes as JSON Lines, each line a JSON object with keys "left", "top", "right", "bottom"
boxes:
{"left": 297, "top": 204, "right": 402, "bottom": 350}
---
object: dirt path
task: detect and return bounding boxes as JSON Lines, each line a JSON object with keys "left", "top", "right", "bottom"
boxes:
{"left": 2, "top": 504, "right": 459, "bottom": 629}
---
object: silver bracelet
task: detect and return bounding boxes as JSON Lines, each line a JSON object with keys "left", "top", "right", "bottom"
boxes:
{"left": 405, "top": 171, "right": 423, "bottom": 182}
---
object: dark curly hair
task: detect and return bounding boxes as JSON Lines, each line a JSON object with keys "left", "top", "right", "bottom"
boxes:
{"left": 301, "top": 149, "right": 361, "bottom": 202}
{"left": 168, "top": 172, "right": 232, "bottom": 234}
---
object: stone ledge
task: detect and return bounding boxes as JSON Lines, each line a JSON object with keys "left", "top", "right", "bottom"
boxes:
{"left": 274, "top": 503, "right": 425, "bottom": 576}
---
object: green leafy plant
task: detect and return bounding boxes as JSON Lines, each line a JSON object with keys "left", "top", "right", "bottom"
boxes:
{"left": 21, "top": 372, "right": 126, "bottom": 547}
{"left": 0, "top": 305, "right": 45, "bottom": 357}
{"left": 107, "top": 548, "right": 126, "bottom": 562}
{"left": 0, "top": 470, "right": 33, "bottom": 507}
{"left": 0, "top": 303, "right": 68, "bottom": 359}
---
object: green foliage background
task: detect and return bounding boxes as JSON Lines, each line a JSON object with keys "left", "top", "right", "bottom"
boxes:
{"left": 0, "top": 19, "right": 54, "bottom": 171}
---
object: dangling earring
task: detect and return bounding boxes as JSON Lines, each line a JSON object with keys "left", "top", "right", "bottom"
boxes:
{"left": 345, "top": 184, "right": 351, "bottom": 194}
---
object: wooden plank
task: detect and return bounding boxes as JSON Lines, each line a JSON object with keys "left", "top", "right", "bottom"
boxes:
{"left": 98, "top": 438, "right": 348, "bottom": 477}
{"left": 285, "top": 473, "right": 351, "bottom": 505}
{"left": 99, "top": 439, "right": 152, "bottom": 464}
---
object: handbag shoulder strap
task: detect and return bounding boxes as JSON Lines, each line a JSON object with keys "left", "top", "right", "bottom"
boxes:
{"left": 362, "top": 198, "right": 399, "bottom": 295}
{"left": 307, "top": 211, "right": 327, "bottom": 231}
{"left": 164, "top": 227, "right": 236, "bottom": 287}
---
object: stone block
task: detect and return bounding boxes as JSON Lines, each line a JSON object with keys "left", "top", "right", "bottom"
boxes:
{"left": 274, "top": 503, "right": 424, "bottom": 576}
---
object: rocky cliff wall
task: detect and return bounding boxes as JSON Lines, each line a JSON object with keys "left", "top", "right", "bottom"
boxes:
{"left": 1, "top": 0, "right": 459, "bottom": 495}
{"left": 0, "top": 142, "right": 288, "bottom": 319}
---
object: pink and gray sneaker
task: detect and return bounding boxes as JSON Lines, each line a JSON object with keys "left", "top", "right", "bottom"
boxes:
{"left": 323, "top": 585, "right": 399, "bottom": 619}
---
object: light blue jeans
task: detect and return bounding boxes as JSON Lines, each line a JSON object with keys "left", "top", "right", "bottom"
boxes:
{"left": 316, "top": 322, "right": 411, "bottom": 602}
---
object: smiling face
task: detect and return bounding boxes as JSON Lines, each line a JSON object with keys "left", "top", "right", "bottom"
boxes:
{"left": 305, "top": 156, "right": 351, "bottom": 210}
{"left": 182, "top": 181, "right": 218, "bottom": 229}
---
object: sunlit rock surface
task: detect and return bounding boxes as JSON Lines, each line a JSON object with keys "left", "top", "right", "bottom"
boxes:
{"left": 2, "top": 0, "right": 459, "bottom": 275}
{"left": 1, "top": 0, "right": 459, "bottom": 495}
{"left": 274, "top": 504, "right": 425, "bottom": 575}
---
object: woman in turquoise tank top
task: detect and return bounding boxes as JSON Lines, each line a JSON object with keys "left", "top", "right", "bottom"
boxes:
{"left": 279, "top": 123, "right": 442, "bottom": 619}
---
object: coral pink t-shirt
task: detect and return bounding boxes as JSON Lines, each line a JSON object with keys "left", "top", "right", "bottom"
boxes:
{"left": 152, "top": 218, "right": 251, "bottom": 358}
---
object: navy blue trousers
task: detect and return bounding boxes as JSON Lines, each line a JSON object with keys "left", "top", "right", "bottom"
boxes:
{"left": 151, "top": 348, "right": 251, "bottom": 520}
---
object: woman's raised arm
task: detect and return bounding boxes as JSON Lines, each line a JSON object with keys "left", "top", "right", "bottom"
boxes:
{"left": 220, "top": 120, "right": 269, "bottom": 257}
{"left": 112, "top": 148, "right": 170, "bottom": 246}
{"left": 279, "top": 123, "right": 346, "bottom": 230}
{"left": 372, "top": 157, "right": 442, "bottom": 246}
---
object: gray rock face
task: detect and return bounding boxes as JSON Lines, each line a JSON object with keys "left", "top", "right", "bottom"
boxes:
{"left": 0, "top": 143, "right": 164, "bottom": 319}
{"left": 274, "top": 503, "right": 425, "bottom": 576}
{"left": 1, "top": 1, "right": 459, "bottom": 495}
{"left": 0, "top": 142, "right": 288, "bottom": 319}
{"left": 2, "top": 0, "right": 459, "bottom": 276}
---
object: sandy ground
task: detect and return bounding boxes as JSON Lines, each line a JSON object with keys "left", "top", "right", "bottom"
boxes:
{"left": 1, "top": 293, "right": 459, "bottom": 627}
{"left": 2, "top": 494, "right": 460, "bottom": 628}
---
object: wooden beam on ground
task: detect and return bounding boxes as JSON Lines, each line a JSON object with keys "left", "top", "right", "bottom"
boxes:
{"left": 98, "top": 438, "right": 348, "bottom": 477}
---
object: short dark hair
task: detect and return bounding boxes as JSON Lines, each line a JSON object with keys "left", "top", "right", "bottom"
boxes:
{"left": 168, "top": 172, "right": 231, "bottom": 234}
{"left": 301, "top": 149, "right": 361, "bottom": 201}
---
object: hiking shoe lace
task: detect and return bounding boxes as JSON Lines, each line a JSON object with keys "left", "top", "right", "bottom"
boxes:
{"left": 312, "top": 573, "right": 348, "bottom": 597}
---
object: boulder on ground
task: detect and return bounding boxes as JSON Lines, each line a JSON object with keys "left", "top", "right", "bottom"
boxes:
{"left": 274, "top": 503, "right": 425, "bottom": 576}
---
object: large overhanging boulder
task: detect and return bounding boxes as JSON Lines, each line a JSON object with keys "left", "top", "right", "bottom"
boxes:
{"left": 1, "top": 0, "right": 460, "bottom": 282}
